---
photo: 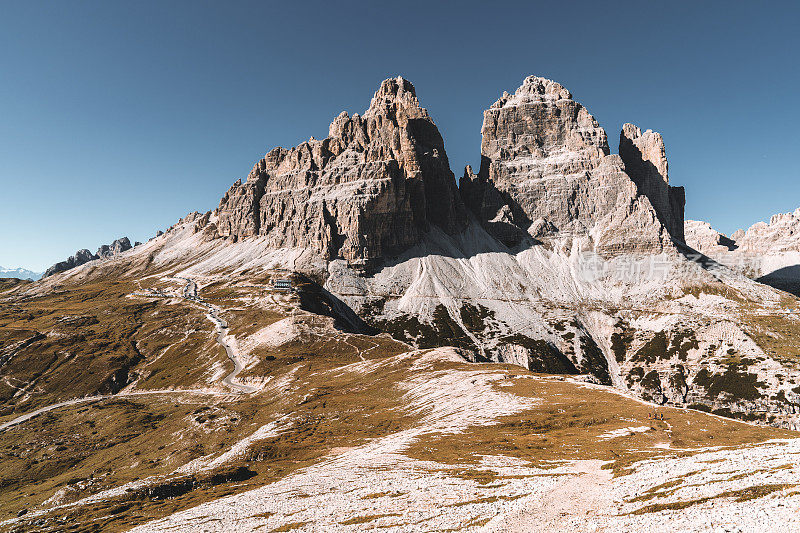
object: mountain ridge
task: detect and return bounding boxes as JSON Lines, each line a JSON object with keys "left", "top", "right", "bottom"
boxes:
{"left": 0, "top": 266, "right": 42, "bottom": 281}
{"left": 23, "top": 75, "right": 800, "bottom": 430}
{"left": 4, "top": 74, "right": 800, "bottom": 531}
{"left": 686, "top": 211, "right": 800, "bottom": 296}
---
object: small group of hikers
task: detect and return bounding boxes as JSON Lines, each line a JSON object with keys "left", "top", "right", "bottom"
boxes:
{"left": 647, "top": 411, "right": 665, "bottom": 420}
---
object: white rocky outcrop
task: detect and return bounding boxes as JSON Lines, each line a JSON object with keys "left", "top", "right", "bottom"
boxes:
{"left": 686, "top": 210, "right": 800, "bottom": 293}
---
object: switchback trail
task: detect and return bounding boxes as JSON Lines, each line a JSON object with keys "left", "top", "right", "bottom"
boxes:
{"left": 205, "top": 303, "right": 258, "bottom": 394}
{"left": 173, "top": 277, "right": 258, "bottom": 394}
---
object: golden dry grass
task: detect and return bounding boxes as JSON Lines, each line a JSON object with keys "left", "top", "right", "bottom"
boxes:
{"left": 404, "top": 365, "right": 795, "bottom": 477}
{"left": 0, "top": 344, "right": 419, "bottom": 531}
{"left": 2, "top": 263, "right": 799, "bottom": 531}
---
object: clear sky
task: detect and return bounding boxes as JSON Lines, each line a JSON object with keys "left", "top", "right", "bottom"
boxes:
{"left": 1, "top": 1, "right": 798, "bottom": 271}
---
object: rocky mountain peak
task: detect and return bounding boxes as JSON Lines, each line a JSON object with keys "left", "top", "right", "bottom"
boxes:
{"left": 215, "top": 76, "right": 467, "bottom": 269}
{"left": 769, "top": 207, "right": 800, "bottom": 228}
{"left": 481, "top": 77, "right": 610, "bottom": 169}
{"left": 365, "top": 76, "right": 422, "bottom": 116}
{"left": 688, "top": 208, "right": 800, "bottom": 259}
{"left": 97, "top": 237, "right": 132, "bottom": 258}
{"left": 685, "top": 209, "right": 800, "bottom": 296}
{"left": 43, "top": 237, "right": 133, "bottom": 278}
{"left": 464, "top": 75, "right": 675, "bottom": 254}
{"left": 491, "top": 76, "right": 573, "bottom": 108}
{"left": 684, "top": 220, "right": 738, "bottom": 254}
{"left": 619, "top": 123, "right": 685, "bottom": 243}
{"left": 214, "top": 75, "right": 689, "bottom": 262}
{"left": 738, "top": 208, "right": 800, "bottom": 253}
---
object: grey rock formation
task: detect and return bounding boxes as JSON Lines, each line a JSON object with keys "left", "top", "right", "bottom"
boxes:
{"left": 735, "top": 208, "right": 800, "bottom": 255}
{"left": 686, "top": 209, "right": 800, "bottom": 295}
{"left": 686, "top": 211, "right": 800, "bottom": 260}
{"left": 619, "top": 124, "right": 685, "bottom": 243}
{"left": 684, "top": 220, "right": 738, "bottom": 255}
{"left": 43, "top": 237, "right": 132, "bottom": 278}
{"left": 216, "top": 77, "right": 468, "bottom": 269}
{"left": 460, "top": 76, "right": 675, "bottom": 255}
{"left": 174, "top": 211, "right": 218, "bottom": 242}
{"left": 44, "top": 249, "right": 98, "bottom": 278}
{"left": 97, "top": 237, "right": 132, "bottom": 258}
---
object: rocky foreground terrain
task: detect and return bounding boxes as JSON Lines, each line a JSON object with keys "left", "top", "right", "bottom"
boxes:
{"left": 2, "top": 76, "right": 800, "bottom": 531}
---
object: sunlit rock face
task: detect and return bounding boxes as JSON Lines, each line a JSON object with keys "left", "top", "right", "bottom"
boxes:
{"left": 685, "top": 220, "right": 738, "bottom": 256}
{"left": 460, "top": 76, "right": 675, "bottom": 255}
{"left": 686, "top": 209, "right": 800, "bottom": 296}
{"left": 216, "top": 76, "right": 467, "bottom": 269}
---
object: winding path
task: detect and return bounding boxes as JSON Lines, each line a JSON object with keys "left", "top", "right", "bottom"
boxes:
{"left": 204, "top": 303, "right": 258, "bottom": 394}
{"left": 0, "top": 389, "right": 229, "bottom": 432}
{"left": 172, "top": 277, "right": 257, "bottom": 394}
{"left": 0, "top": 277, "right": 257, "bottom": 432}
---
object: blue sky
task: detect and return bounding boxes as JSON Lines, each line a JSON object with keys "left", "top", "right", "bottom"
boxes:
{"left": 1, "top": 1, "right": 798, "bottom": 271}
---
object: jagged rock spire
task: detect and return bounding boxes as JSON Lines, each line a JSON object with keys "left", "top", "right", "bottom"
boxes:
{"left": 462, "top": 75, "right": 679, "bottom": 254}
{"left": 216, "top": 77, "right": 467, "bottom": 268}
{"left": 620, "top": 124, "right": 685, "bottom": 243}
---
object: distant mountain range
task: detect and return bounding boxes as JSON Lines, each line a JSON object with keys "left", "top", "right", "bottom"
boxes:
{"left": 0, "top": 266, "right": 42, "bottom": 281}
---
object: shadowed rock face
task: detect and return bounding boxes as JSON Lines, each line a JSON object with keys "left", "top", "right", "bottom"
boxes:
{"left": 619, "top": 124, "right": 685, "bottom": 243}
{"left": 461, "top": 76, "right": 675, "bottom": 255}
{"left": 216, "top": 77, "right": 468, "bottom": 269}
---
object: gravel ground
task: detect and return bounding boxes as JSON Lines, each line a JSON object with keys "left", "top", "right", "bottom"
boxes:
{"left": 126, "top": 350, "right": 800, "bottom": 532}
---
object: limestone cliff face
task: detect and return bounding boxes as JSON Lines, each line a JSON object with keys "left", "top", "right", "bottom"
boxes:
{"left": 686, "top": 210, "right": 800, "bottom": 295}
{"left": 216, "top": 77, "right": 468, "bottom": 269}
{"left": 734, "top": 208, "right": 800, "bottom": 255}
{"left": 460, "top": 76, "right": 675, "bottom": 255}
{"left": 216, "top": 75, "right": 685, "bottom": 262}
{"left": 687, "top": 210, "right": 800, "bottom": 260}
{"left": 619, "top": 124, "right": 685, "bottom": 243}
